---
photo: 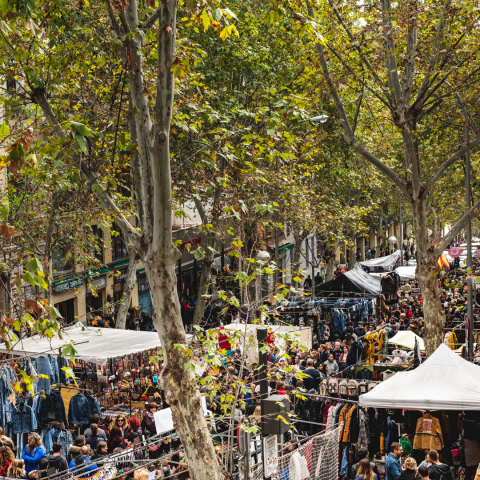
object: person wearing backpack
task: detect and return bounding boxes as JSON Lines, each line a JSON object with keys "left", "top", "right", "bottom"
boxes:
{"left": 85, "top": 424, "right": 103, "bottom": 452}
{"left": 355, "top": 458, "right": 378, "bottom": 480}
{"left": 68, "top": 446, "right": 97, "bottom": 477}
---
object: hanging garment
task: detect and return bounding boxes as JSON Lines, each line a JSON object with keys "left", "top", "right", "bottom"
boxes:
{"left": 12, "top": 402, "right": 37, "bottom": 434}
{"left": 339, "top": 446, "right": 349, "bottom": 478}
{"left": 413, "top": 413, "right": 444, "bottom": 451}
{"left": 364, "top": 333, "right": 378, "bottom": 363}
{"left": 448, "top": 332, "right": 458, "bottom": 350}
{"left": 68, "top": 393, "right": 91, "bottom": 426}
{"left": 377, "top": 329, "right": 388, "bottom": 361}
{"left": 342, "top": 405, "right": 357, "bottom": 442}
{"left": 358, "top": 409, "right": 370, "bottom": 446}
{"left": 288, "top": 451, "right": 309, "bottom": 480}
{"left": 385, "top": 420, "right": 399, "bottom": 453}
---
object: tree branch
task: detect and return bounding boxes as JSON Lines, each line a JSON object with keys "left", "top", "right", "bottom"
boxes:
{"left": 141, "top": 6, "right": 162, "bottom": 30}
{"left": 435, "top": 198, "right": 480, "bottom": 256}
{"left": 34, "top": 90, "right": 141, "bottom": 246}
{"left": 426, "top": 134, "right": 480, "bottom": 191}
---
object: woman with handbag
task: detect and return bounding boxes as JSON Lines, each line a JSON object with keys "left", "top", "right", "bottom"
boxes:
{"left": 141, "top": 403, "right": 158, "bottom": 437}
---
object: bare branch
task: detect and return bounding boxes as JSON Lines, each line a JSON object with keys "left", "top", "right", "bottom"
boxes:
{"left": 103, "top": 1, "right": 124, "bottom": 37}
{"left": 352, "top": 91, "right": 363, "bottom": 134}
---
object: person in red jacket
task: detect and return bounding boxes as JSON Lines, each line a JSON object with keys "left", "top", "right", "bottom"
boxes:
{"left": 218, "top": 326, "right": 232, "bottom": 351}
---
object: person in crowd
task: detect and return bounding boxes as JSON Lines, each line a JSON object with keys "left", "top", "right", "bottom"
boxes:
{"left": 355, "top": 458, "right": 378, "bottom": 480}
{"left": 425, "top": 450, "right": 453, "bottom": 480}
{"left": 0, "top": 430, "right": 15, "bottom": 452}
{"left": 125, "top": 417, "right": 143, "bottom": 444}
{"left": 303, "top": 359, "right": 322, "bottom": 390}
{"left": 37, "top": 458, "right": 49, "bottom": 479}
{"left": 324, "top": 353, "right": 339, "bottom": 375}
{"left": 67, "top": 435, "right": 86, "bottom": 464}
{"left": 22, "top": 433, "right": 46, "bottom": 474}
{"left": 351, "top": 447, "right": 378, "bottom": 479}
{"left": 7, "top": 459, "right": 26, "bottom": 479}
{"left": 107, "top": 427, "right": 125, "bottom": 453}
{"left": 142, "top": 402, "right": 159, "bottom": 437}
{"left": 114, "top": 415, "right": 127, "bottom": 435}
{"left": 46, "top": 442, "right": 68, "bottom": 475}
{"left": 139, "top": 312, "right": 154, "bottom": 331}
{"left": 85, "top": 424, "right": 104, "bottom": 451}
{"left": 400, "top": 457, "right": 419, "bottom": 480}
{"left": 85, "top": 415, "right": 108, "bottom": 440}
{"left": 385, "top": 442, "right": 402, "bottom": 480}
{"left": 333, "top": 342, "right": 343, "bottom": 362}
{"left": 68, "top": 445, "right": 98, "bottom": 476}
{"left": 0, "top": 444, "right": 15, "bottom": 477}
{"left": 418, "top": 466, "right": 430, "bottom": 480}
{"left": 91, "top": 441, "right": 108, "bottom": 466}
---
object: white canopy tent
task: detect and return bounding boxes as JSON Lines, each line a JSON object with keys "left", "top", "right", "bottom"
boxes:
{"left": 359, "top": 344, "right": 480, "bottom": 410}
{"left": 359, "top": 250, "right": 401, "bottom": 269}
{"left": 0, "top": 323, "right": 187, "bottom": 365}
{"left": 389, "top": 330, "right": 425, "bottom": 352}
{"left": 395, "top": 266, "right": 416, "bottom": 281}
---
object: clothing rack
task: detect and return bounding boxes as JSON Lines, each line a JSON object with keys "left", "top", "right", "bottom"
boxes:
{"left": 299, "top": 392, "right": 359, "bottom": 404}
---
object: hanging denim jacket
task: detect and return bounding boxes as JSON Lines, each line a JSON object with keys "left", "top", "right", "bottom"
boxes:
{"left": 47, "top": 354, "right": 60, "bottom": 385}
{"left": 57, "top": 430, "right": 73, "bottom": 457}
{"left": 34, "top": 356, "right": 54, "bottom": 395}
{"left": 85, "top": 395, "right": 102, "bottom": 419}
{"left": 37, "top": 391, "right": 67, "bottom": 426}
{"left": 68, "top": 393, "right": 90, "bottom": 426}
{"left": 12, "top": 402, "right": 37, "bottom": 434}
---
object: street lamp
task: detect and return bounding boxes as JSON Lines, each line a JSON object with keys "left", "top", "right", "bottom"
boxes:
{"left": 308, "top": 115, "right": 329, "bottom": 124}
{"left": 388, "top": 236, "right": 397, "bottom": 255}
{"left": 256, "top": 250, "right": 271, "bottom": 301}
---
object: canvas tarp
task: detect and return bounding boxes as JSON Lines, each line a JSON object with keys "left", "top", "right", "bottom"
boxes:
{"left": 316, "top": 266, "right": 381, "bottom": 296}
{"left": 359, "top": 250, "right": 401, "bottom": 269}
{"left": 0, "top": 323, "right": 188, "bottom": 365}
{"left": 389, "top": 330, "right": 425, "bottom": 352}
{"left": 395, "top": 266, "right": 416, "bottom": 281}
{"left": 359, "top": 344, "right": 480, "bottom": 410}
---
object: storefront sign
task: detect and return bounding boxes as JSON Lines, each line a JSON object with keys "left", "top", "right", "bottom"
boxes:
{"left": 181, "top": 237, "right": 201, "bottom": 249}
{"left": 263, "top": 435, "right": 278, "bottom": 478}
{"left": 53, "top": 277, "right": 84, "bottom": 293}
{"left": 114, "top": 268, "right": 128, "bottom": 284}
{"left": 87, "top": 275, "right": 106, "bottom": 293}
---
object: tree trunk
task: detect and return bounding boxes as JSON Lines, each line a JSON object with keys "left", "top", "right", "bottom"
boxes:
{"left": 416, "top": 255, "right": 444, "bottom": 356}
{"left": 325, "top": 249, "right": 336, "bottom": 282}
{"left": 291, "top": 243, "right": 302, "bottom": 289}
{"left": 115, "top": 247, "right": 138, "bottom": 329}
{"left": 377, "top": 214, "right": 383, "bottom": 254}
{"left": 192, "top": 235, "right": 215, "bottom": 325}
{"left": 145, "top": 252, "right": 220, "bottom": 480}
{"left": 0, "top": 272, "right": 10, "bottom": 319}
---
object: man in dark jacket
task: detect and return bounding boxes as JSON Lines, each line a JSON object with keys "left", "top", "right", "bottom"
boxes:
{"left": 46, "top": 442, "right": 68, "bottom": 475}
{"left": 427, "top": 450, "right": 454, "bottom": 480}
{"left": 303, "top": 359, "right": 323, "bottom": 391}
{"left": 354, "top": 322, "right": 364, "bottom": 338}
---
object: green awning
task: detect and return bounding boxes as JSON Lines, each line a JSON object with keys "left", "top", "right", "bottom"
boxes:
{"left": 279, "top": 243, "right": 294, "bottom": 254}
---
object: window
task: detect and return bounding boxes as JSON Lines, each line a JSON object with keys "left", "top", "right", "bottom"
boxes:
{"left": 52, "top": 244, "right": 74, "bottom": 278}
{"left": 90, "top": 225, "right": 104, "bottom": 262}
{"left": 111, "top": 224, "right": 127, "bottom": 260}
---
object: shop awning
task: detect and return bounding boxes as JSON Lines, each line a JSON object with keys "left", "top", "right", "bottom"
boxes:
{"left": 389, "top": 330, "right": 425, "bottom": 351}
{"left": 0, "top": 323, "right": 192, "bottom": 365}
{"left": 359, "top": 250, "right": 401, "bottom": 269}
{"left": 359, "top": 344, "right": 480, "bottom": 410}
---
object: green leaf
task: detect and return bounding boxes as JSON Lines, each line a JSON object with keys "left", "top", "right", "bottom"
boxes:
{"left": 0, "top": 199, "right": 9, "bottom": 221}
{"left": 75, "top": 132, "right": 87, "bottom": 153}
{"left": 0, "top": 123, "right": 10, "bottom": 135}
{"left": 50, "top": 306, "right": 62, "bottom": 320}
{"left": 61, "top": 366, "right": 78, "bottom": 387}
{"left": 213, "top": 7, "right": 222, "bottom": 21}
{"left": 27, "top": 257, "right": 43, "bottom": 273}
{"left": 0, "top": 263, "right": 6, "bottom": 271}
{"left": 62, "top": 342, "right": 77, "bottom": 362}
{"left": 92, "top": 184, "right": 104, "bottom": 196}
{"left": 71, "top": 122, "right": 92, "bottom": 136}
{"left": 23, "top": 271, "right": 36, "bottom": 287}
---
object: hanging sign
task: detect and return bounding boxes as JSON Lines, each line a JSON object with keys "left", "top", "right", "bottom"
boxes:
{"left": 263, "top": 435, "right": 278, "bottom": 478}
{"left": 447, "top": 247, "right": 463, "bottom": 258}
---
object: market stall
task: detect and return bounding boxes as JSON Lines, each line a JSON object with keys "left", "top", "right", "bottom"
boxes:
{"left": 359, "top": 344, "right": 480, "bottom": 409}
{"left": 359, "top": 250, "right": 401, "bottom": 269}
{"left": 316, "top": 265, "right": 382, "bottom": 296}
{"left": 389, "top": 330, "right": 425, "bottom": 352}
